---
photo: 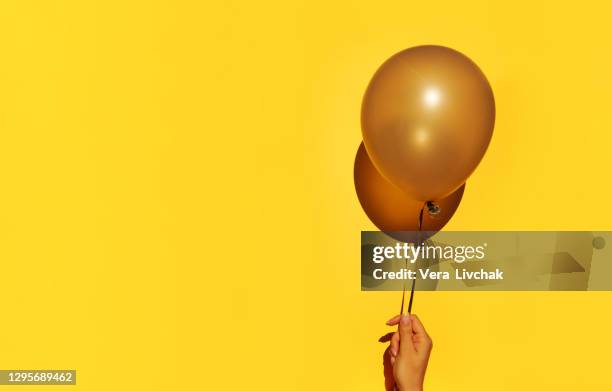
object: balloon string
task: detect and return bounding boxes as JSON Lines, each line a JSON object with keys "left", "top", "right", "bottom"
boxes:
{"left": 400, "top": 202, "right": 426, "bottom": 316}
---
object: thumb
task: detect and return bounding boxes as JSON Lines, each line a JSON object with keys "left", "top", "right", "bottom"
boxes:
{"left": 398, "top": 314, "right": 415, "bottom": 354}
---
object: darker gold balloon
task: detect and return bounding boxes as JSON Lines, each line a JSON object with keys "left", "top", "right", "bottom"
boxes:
{"left": 354, "top": 143, "right": 464, "bottom": 234}
{"left": 361, "top": 45, "right": 494, "bottom": 201}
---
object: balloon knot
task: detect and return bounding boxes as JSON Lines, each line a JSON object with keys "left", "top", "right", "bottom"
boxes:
{"left": 426, "top": 201, "right": 440, "bottom": 216}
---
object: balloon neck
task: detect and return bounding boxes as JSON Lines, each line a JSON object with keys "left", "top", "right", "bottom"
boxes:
{"left": 426, "top": 201, "right": 440, "bottom": 216}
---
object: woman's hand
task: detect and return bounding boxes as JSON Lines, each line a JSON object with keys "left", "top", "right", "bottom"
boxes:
{"left": 386, "top": 314, "right": 433, "bottom": 391}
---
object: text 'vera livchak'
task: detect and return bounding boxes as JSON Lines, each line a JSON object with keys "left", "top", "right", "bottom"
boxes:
{"left": 372, "top": 268, "right": 504, "bottom": 280}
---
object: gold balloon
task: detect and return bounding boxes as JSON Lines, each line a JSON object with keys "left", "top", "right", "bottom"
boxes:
{"left": 354, "top": 142, "right": 464, "bottom": 235}
{"left": 361, "top": 45, "right": 494, "bottom": 201}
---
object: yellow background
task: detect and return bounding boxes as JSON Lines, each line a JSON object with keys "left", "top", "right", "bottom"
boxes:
{"left": 0, "top": 1, "right": 611, "bottom": 390}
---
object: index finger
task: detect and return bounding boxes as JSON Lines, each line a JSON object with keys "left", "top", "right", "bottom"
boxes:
{"left": 385, "top": 314, "right": 401, "bottom": 326}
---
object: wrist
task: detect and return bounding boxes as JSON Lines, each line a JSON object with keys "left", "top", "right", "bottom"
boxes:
{"left": 398, "top": 385, "right": 423, "bottom": 391}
